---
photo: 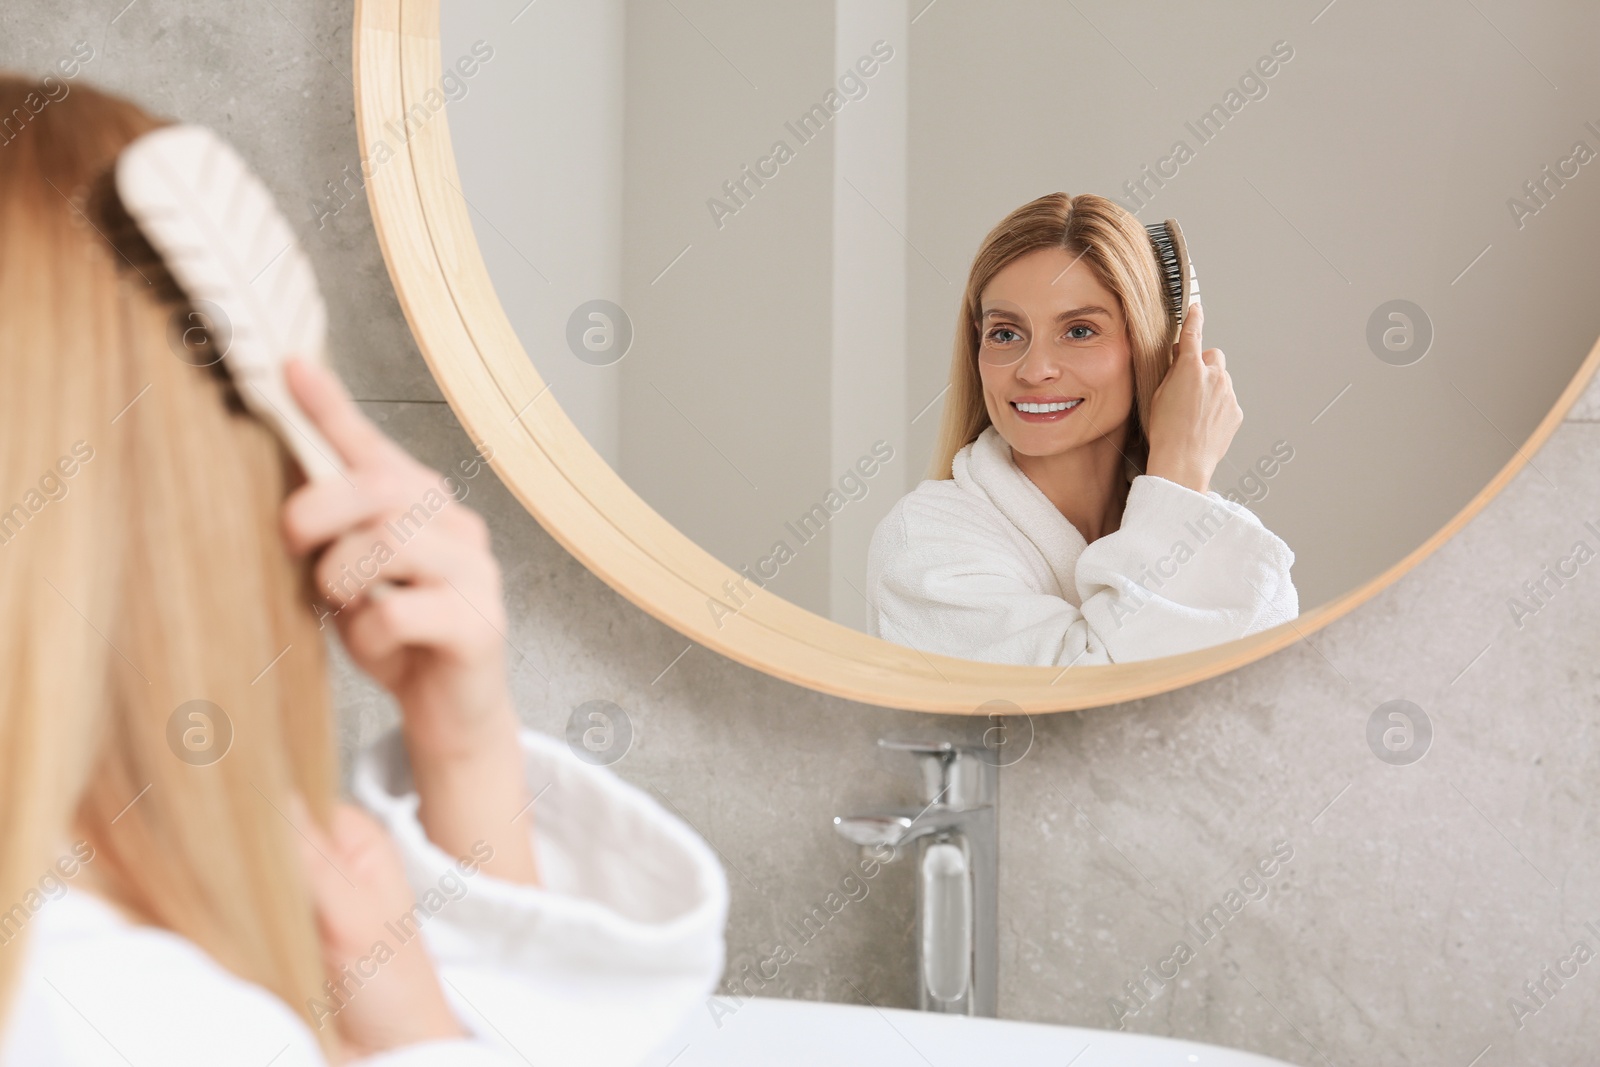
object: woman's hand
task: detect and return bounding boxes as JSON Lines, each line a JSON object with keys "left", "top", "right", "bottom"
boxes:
{"left": 291, "top": 797, "right": 464, "bottom": 1062}
{"left": 1144, "top": 303, "right": 1241, "bottom": 494}
{"left": 281, "top": 358, "right": 539, "bottom": 886}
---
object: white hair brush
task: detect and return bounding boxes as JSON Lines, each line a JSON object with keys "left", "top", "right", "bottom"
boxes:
{"left": 1146, "top": 218, "right": 1201, "bottom": 346}
{"left": 114, "top": 123, "right": 345, "bottom": 482}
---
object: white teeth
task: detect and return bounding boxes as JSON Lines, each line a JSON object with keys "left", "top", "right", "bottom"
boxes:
{"left": 1014, "top": 399, "right": 1082, "bottom": 414}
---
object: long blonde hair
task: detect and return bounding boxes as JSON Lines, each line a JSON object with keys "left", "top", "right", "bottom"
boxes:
{"left": 928, "top": 192, "right": 1174, "bottom": 479}
{"left": 0, "top": 75, "right": 337, "bottom": 1053}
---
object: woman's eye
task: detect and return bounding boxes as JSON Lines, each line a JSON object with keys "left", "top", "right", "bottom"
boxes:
{"left": 987, "top": 327, "right": 1022, "bottom": 345}
{"left": 1065, "top": 324, "right": 1096, "bottom": 341}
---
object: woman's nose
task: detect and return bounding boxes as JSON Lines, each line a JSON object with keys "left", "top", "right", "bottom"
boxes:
{"left": 1014, "top": 349, "right": 1060, "bottom": 384}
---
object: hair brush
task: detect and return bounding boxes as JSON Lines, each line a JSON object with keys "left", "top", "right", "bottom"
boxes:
{"left": 114, "top": 123, "right": 345, "bottom": 482}
{"left": 1146, "top": 218, "right": 1201, "bottom": 346}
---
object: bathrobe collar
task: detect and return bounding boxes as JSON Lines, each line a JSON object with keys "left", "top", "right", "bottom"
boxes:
{"left": 951, "top": 426, "right": 1089, "bottom": 595}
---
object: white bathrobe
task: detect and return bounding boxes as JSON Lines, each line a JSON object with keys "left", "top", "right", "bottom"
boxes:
{"left": 866, "top": 427, "right": 1298, "bottom": 666}
{"left": 0, "top": 728, "right": 728, "bottom": 1067}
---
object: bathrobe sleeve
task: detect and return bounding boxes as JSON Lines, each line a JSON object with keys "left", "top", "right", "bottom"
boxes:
{"left": 1073, "top": 474, "right": 1299, "bottom": 660}
{"left": 350, "top": 727, "right": 730, "bottom": 1067}
{"left": 870, "top": 475, "right": 1296, "bottom": 667}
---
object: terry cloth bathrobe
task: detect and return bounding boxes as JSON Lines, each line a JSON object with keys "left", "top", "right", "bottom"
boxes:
{"left": 1, "top": 728, "right": 728, "bottom": 1067}
{"left": 866, "top": 427, "right": 1298, "bottom": 666}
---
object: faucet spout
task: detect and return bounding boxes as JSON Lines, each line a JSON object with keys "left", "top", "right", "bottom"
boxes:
{"left": 832, "top": 812, "right": 916, "bottom": 848}
{"left": 832, "top": 741, "right": 999, "bottom": 1017}
{"left": 834, "top": 803, "right": 992, "bottom": 848}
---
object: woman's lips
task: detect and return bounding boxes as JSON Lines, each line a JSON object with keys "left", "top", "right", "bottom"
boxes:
{"left": 1009, "top": 397, "right": 1084, "bottom": 423}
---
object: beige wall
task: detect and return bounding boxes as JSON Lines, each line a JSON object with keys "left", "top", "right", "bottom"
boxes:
{"left": 444, "top": 0, "right": 626, "bottom": 468}
{"left": 618, "top": 1, "right": 838, "bottom": 621}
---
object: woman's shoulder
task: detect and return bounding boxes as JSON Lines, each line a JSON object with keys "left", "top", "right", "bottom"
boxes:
{"left": 876, "top": 476, "right": 1010, "bottom": 539}
{"left": 3, "top": 889, "right": 323, "bottom": 1065}
{"left": 868, "top": 476, "right": 1032, "bottom": 576}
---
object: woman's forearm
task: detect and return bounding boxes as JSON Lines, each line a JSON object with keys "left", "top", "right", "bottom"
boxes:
{"left": 1144, "top": 449, "right": 1210, "bottom": 494}
{"left": 405, "top": 702, "right": 541, "bottom": 886}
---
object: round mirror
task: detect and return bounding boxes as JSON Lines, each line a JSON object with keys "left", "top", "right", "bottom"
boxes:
{"left": 355, "top": 0, "right": 1600, "bottom": 711}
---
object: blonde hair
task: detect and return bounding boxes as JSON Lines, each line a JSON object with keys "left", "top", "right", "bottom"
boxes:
{"left": 0, "top": 75, "right": 337, "bottom": 1054}
{"left": 928, "top": 192, "right": 1174, "bottom": 479}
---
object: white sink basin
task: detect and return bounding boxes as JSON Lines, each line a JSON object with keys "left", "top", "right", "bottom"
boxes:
{"left": 643, "top": 996, "right": 1297, "bottom": 1066}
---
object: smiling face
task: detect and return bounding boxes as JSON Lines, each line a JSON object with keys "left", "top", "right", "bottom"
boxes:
{"left": 976, "top": 246, "right": 1136, "bottom": 461}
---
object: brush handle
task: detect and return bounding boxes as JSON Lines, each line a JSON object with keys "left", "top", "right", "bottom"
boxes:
{"left": 115, "top": 123, "right": 346, "bottom": 482}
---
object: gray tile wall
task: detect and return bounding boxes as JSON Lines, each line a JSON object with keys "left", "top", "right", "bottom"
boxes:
{"left": 7, "top": 5, "right": 1599, "bottom": 1064}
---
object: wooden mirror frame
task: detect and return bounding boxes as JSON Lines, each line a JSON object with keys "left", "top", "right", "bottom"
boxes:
{"left": 352, "top": 0, "right": 1600, "bottom": 713}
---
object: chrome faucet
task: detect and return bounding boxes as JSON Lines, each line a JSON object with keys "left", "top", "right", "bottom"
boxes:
{"left": 834, "top": 740, "right": 997, "bottom": 1016}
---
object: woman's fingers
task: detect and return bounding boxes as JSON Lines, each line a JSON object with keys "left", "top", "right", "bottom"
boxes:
{"left": 313, "top": 511, "right": 492, "bottom": 609}
{"left": 283, "top": 457, "right": 470, "bottom": 566}
{"left": 291, "top": 798, "right": 436, "bottom": 990}
{"left": 293, "top": 801, "right": 466, "bottom": 1054}
{"left": 284, "top": 464, "right": 465, "bottom": 559}
{"left": 285, "top": 357, "right": 398, "bottom": 471}
{"left": 283, "top": 478, "right": 384, "bottom": 557}
{"left": 341, "top": 584, "right": 488, "bottom": 665}
{"left": 1174, "top": 301, "right": 1204, "bottom": 363}
{"left": 328, "top": 805, "right": 403, "bottom": 885}
{"left": 287, "top": 792, "right": 354, "bottom": 928}
{"left": 280, "top": 357, "right": 446, "bottom": 556}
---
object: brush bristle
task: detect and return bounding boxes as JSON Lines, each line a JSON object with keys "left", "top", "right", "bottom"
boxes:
{"left": 1146, "top": 221, "right": 1184, "bottom": 322}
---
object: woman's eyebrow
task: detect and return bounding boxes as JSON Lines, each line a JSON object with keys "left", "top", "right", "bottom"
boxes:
{"left": 1052, "top": 305, "right": 1113, "bottom": 321}
{"left": 979, "top": 305, "right": 1112, "bottom": 320}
